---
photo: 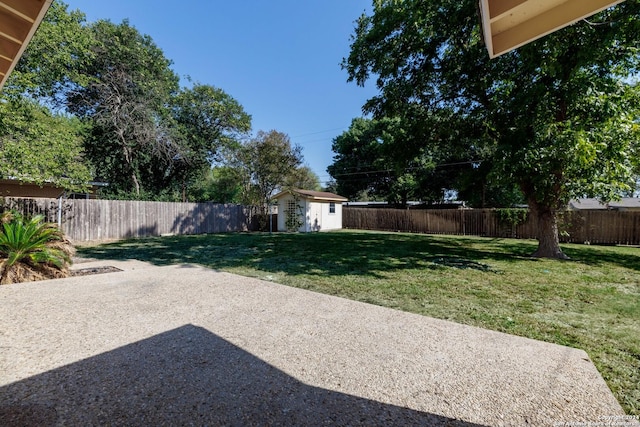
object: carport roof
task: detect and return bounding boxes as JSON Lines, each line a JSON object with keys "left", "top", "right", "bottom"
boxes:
{"left": 0, "top": 0, "right": 52, "bottom": 90}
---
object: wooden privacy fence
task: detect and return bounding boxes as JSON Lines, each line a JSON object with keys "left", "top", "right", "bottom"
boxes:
{"left": 2, "top": 198, "right": 254, "bottom": 242}
{"left": 343, "top": 208, "right": 640, "bottom": 246}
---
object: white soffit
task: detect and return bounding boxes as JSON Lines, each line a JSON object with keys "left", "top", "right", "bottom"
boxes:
{"left": 0, "top": 0, "right": 52, "bottom": 90}
{"left": 480, "top": 0, "right": 626, "bottom": 58}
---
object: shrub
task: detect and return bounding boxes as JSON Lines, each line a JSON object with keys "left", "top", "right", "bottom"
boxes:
{"left": 0, "top": 212, "right": 74, "bottom": 285}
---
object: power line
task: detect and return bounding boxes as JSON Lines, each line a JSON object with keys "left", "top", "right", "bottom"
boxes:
{"left": 323, "top": 159, "right": 482, "bottom": 179}
{"left": 291, "top": 126, "right": 349, "bottom": 139}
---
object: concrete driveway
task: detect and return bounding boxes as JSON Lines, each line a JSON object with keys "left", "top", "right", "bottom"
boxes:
{"left": 0, "top": 260, "right": 635, "bottom": 426}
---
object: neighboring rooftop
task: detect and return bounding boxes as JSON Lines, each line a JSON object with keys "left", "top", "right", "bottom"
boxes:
{"left": 569, "top": 197, "right": 640, "bottom": 210}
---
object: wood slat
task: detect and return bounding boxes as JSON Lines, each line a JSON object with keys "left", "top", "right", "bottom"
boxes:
{"left": 2, "top": 198, "right": 252, "bottom": 242}
{"left": 343, "top": 207, "right": 640, "bottom": 246}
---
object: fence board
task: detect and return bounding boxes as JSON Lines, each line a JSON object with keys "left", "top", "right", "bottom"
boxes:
{"left": 343, "top": 207, "right": 640, "bottom": 246}
{"left": 1, "top": 198, "right": 253, "bottom": 242}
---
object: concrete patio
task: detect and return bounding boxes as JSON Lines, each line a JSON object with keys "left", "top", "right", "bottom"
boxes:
{"left": 0, "top": 260, "right": 634, "bottom": 426}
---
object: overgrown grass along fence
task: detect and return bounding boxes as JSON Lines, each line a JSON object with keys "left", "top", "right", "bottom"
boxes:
{"left": 344, "top": 207, "right": 640, "bottom": 246}
{"left": 1, "top": 198, "right": 259, "bottom": 242}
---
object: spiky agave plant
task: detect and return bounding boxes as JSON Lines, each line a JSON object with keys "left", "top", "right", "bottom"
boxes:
{"left": 0, "top": 212, "right": 74, "bottom": 285}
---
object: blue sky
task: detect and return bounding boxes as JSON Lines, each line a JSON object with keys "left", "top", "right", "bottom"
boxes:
{"left": 62, "top": 0, "right": 378, "bottom": 187}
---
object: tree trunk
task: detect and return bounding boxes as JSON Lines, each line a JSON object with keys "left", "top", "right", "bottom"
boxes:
{"left": 131, "top": 172, "right": 140, "bottom": 196}
{"left": 119, "top": 131, "right": 140, "bottom": 196}
{"left": 531, "top": 205, "right": 569, "bottom": 259}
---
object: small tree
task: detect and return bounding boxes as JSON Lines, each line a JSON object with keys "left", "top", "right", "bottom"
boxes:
{"left": 239, "top": 130, "right": 303, "bottom": 211}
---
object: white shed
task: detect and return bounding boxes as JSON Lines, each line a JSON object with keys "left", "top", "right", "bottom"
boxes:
{"left": 273, "top": 189, "right": 348, "bottom": 232}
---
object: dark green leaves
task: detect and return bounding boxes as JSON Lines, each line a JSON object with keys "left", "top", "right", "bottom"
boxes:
{"left": 343, "top": 0, "right": 640, "bottom": 256}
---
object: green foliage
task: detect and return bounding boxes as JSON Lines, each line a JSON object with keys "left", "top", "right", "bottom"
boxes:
{"left": 188, "top": 166, "right": 245, "bottom": 203}
{"left": 284, "top": 166, "right": 321, "bottom": 191}
{"left": 8, "top": 2, "right": 252, "bottom": 201}
{"left": 239, "top": 130, "right": 303, "bottom": 208}
{"left": 170, "top": 84, "right": 251, "bottom": 157}
{"left": 4, "top": 0, "right": 95, "bottom": 102}
{"left": 0, "top": 212, "right": 73, "bottom": 284}
{"left": 68, "top": 19, "right": 180, "bottom": 196}
{"left": 0, "top": 98, "right": 92, "bottom": 192}
{"left": 456, "top": 161, "right": 525, "bottom": 208}
{"left": 343, "top": 0, "right": 640, "bottom": 257}
{"left": 328, "top": 116, "right": 476, "bottom": 206}
{"left": 495, "top": 208, "right": 529, "bottom": 227}
{"left": 168, "top": 84, "right": 252, "bottom": 196}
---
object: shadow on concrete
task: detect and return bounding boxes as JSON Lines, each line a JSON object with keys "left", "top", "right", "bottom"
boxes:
{"left": 0, "top": 325, "right": 485, "bottom": 426}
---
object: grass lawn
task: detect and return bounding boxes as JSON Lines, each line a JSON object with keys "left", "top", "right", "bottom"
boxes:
{"left": 77, "top": 230, "right": 640, "bottom": 415}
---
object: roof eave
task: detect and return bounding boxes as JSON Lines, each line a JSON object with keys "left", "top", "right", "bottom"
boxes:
{"left": 308, "top": 196, "right": 348, "bottom": 202}
{"left": 480, "top": 0, "right": 625, "bottom": 58}
{"left": 0, "top": 0, "right": 53, "bottom": 90}
{"left": 272, "top": 189, "right": 347, "bottom": 202}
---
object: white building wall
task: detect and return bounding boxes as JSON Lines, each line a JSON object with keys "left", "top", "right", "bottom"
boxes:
{"left": 320, "top": 201, "right": 343, "bottom": 230}
{"left": 308, "top": 201, "right": 322, "bottom": 232}
{"left": 276, "top": 194, "right": 343, "bottom": 232}
{"left": 277, "top": 194, "right": 304, "bottom": 232}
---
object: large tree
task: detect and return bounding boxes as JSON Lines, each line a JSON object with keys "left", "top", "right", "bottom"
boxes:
{"left": 188, "top": 166, "right": 245, "bottom": 203}
{"left": 328, "top": 117, "right": 474, "bottom": 206}
{"left": 344, "top": 0, "right": 640, "bottom": 258}
{"left": 328, "top": 118, "right": 394, "bottom": 201}
{"left": 0, "top": 1, "right": 92, "bottom": 192}
{"left": 67, "top": 19, "right": 180, "bottom": 197}
{"left": 168, "top": 84, "right": 251, "bottom": 201}
{"left": 5, "top": 1, "right": 254, "bottom": 201}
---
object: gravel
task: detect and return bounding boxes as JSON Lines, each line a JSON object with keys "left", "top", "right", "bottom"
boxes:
{"left": 0, "top": 260, "right": 636, "bottom": 426}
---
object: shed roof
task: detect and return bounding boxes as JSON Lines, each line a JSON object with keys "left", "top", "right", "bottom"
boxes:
{"left": 273, "top": 189, "right": 348, "bottom": 202}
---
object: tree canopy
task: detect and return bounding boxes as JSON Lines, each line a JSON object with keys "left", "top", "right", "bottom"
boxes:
{"left": 167, "top": 84, "right": 252, "bottom": 200}
{"left": 3, "top": 1, "right": 252, "bottom": 201}
{"left": 66, "top": 19, "right": 181, "bottom": 197}
{"left": 284, "top": 166, "right": 321, "bottom": 191}
{"left": 238, "top": 130, "right": 303, "bottom": 209}
{"left": 328, "top": 116, "right": 486, "bottom": 207}
{"left": 0, "top": 99, "right": 91, "bottom": 192}
{"left": 343, "top": 0, "right": 640, "bottom": 258}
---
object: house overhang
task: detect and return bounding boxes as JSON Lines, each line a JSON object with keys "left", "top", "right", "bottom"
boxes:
{"left": 0, "top": 0, "right": 52, "bottom": 90}
{"left": 479, "top": 0, "right": 625, "bottom": 58}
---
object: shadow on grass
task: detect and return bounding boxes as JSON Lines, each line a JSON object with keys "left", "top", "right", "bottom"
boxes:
{"left": 76, "top": 231, "right": 640, "bottom": 278}
{"left": 0, "top": 325, "right": 484, "bottom": 426}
